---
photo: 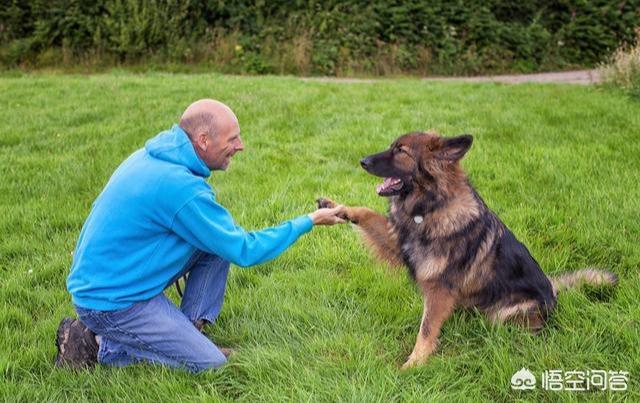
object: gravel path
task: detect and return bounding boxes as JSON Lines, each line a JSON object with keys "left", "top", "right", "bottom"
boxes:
{"left": 302, "top": 69, "right": 602, "bottom": 85}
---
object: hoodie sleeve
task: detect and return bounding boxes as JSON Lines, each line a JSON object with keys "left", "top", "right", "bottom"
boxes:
{"left": 171, "top": 191, "right": 314, "bottom": 267}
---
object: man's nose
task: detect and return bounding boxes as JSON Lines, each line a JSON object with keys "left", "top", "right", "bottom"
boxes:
{"left": 235, "top": 139, "right": 245, "bottom": 151}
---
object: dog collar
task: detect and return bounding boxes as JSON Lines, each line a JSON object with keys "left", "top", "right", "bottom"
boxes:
{"left": 413, "top": 215, "right": 423, "bottom": 224}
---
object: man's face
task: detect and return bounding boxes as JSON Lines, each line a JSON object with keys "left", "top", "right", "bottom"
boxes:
{"left": 200, "top": 119, "right": 244, "bottom": 171}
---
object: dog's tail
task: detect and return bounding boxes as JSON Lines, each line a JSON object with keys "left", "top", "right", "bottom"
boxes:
{"left": 550, "top": 268, "right": 618, "bottom": 294}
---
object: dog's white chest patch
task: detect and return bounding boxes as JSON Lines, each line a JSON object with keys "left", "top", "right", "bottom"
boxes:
{"left": 413, "top": 215, "right": 423, "bottom": 224}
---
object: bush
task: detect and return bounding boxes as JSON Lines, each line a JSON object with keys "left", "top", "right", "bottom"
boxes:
{"left": 1, "top": 0, "right": 639, "bottom": 75}
{"left": 600, "top": 29, "right": 640, "bottom": 98}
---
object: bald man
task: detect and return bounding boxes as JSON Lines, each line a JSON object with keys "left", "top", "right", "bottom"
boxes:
{"left": 55, "top": 100, "right": 346, "bottom": 372}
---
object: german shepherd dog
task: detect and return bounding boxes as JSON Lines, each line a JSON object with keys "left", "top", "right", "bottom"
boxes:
{"left": 318, "top": 131, "right": 617, "bottom": 369}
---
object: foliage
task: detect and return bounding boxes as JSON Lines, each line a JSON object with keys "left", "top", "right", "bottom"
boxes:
{"left": 600, "top": 29, "right": 640, "bottom": 98}
{"left": 1, "top": 0, "right": 639, "bottom": 75}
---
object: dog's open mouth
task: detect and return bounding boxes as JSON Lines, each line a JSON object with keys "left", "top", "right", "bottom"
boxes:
{"left": 376, "top": 177, "right": 404, "bottom": 196}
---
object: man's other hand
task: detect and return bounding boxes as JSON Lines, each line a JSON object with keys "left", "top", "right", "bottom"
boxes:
{"left": 309, "top": 205, "right": 347, "bottom": 225}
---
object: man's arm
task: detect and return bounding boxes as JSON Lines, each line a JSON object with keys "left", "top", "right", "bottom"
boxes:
{"left": 171, "top": 191, "right": 344, "bottom": 267}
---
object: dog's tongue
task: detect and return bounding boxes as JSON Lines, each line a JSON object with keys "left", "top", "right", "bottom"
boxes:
{"left": 376, "top": 177, "right": 402, "bottom": 195}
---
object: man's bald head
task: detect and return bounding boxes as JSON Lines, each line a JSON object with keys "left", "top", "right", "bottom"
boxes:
{"left": 179, "top": 99, "right": 238, "bottom": 141}
{"left": 179, "top": 99, "right": 244, "bottom": 171}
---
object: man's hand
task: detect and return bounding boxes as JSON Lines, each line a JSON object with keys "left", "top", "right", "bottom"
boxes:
{"left": 309, "top": 205, "right": 347, "bottom": 225}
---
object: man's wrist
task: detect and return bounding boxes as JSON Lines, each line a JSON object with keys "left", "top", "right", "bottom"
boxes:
{"left": 294, "top": 214, "right": 314, "bottom": 231}
{"left": 307, "top": 212, "right": 317, "bottom": 225}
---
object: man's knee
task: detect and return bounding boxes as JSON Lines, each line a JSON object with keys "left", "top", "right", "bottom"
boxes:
{"left": 186, "top": 348, "right": 227, "bottom": 373}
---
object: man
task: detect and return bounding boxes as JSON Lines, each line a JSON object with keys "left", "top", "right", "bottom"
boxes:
{"left": 55, "top": 99, "right": 346, "bottom": 372}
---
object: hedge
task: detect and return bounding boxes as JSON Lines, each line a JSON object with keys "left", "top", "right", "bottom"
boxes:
{"left": 1, "top": 0, "right": 639, "bottom": 75}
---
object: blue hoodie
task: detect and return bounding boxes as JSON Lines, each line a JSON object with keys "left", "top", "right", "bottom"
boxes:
{"left": 67, "top": 125, "right": 313, "bottom": 311}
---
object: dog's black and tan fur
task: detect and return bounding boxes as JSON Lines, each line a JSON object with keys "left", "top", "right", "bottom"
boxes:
{"left": 318, "top": 131, "right": 617, "bottom": 369}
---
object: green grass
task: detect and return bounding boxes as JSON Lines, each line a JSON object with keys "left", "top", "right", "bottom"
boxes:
{"left": 0, "top": 72, "right": 639, "bottom": 401}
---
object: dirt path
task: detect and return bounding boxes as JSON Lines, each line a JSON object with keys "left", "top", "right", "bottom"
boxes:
{"left": 302, "top": 69, "right": 602, "bottom": 85}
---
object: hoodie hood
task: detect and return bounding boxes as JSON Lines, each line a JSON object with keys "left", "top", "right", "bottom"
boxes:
{"left": 145, "top": 124, "right": 210, "bottom": 178}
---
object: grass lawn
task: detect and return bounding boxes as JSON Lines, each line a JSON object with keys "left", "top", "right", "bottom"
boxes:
{"left": 0, "top": 72, "right": 639, "bottom": 401}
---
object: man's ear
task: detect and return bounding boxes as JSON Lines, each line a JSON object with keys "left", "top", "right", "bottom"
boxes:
{"left": 196, "top": 132, "right": 208, "bottom": 152}
{"left": 436, "top": 134, "right": 473, "bottom": 161}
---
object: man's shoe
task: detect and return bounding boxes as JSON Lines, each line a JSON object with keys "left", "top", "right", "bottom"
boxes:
{"left": 193, "top": 319, "right": 208, "bottom": 332}
{"left": 54, "top": 317, "right": 99, "bottom": 369}
{"left": 192, "top": 319, "right": 234, "bottom": 358}
{"left": 219, "top": 347, "right": 235, "bottom": 358}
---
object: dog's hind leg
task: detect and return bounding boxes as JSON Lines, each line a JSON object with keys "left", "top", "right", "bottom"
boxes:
{"left": 402, "top": 282, "right": 457, "bottom": 369}
{"left": 317, "top": 197, "right": 402, "bottom": 266}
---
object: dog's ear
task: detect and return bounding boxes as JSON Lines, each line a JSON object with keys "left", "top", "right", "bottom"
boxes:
{"left": 436, "top": 134, "right": 473, "bottom": 161}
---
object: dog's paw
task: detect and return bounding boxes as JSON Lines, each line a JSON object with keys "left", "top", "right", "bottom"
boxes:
{"left": 316, "top": 197, "right": 352, "bottom": 222}
{"left": 400, "top": 355, "right": 428, "bottom": 370}
{"left": 316, "top": 197, "right": 338, "bottom": 209}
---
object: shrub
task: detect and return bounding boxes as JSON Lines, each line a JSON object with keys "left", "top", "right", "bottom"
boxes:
{"left": 600, "top": 29, "right": 640, "bottom": 98}
{"left": 1, "top": 0, "right": 639, "bottom": 75}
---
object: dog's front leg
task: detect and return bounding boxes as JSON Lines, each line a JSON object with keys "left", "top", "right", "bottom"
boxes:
{"left": 401, "top": 282, "right": 456, "bottom": 369}
{"left": 317, "top": 197, "right": 402, "bottom": 267}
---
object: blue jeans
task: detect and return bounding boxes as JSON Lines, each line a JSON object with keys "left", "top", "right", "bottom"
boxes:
{"left": 75, "top": 251, "right": 230, "bottom": 373}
